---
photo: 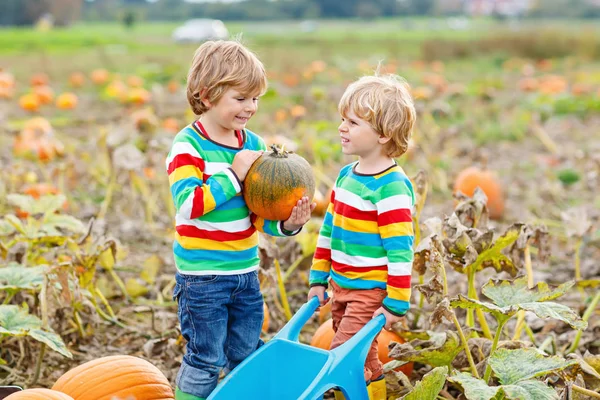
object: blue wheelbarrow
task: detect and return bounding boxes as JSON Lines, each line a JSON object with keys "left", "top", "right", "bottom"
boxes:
{"left": 207, "top": 296, "right": 386, "bottom": 400}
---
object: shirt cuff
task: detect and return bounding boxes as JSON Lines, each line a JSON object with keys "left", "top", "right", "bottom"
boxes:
{"left": 279, "top": 221, "right": 301, "bottom": 236}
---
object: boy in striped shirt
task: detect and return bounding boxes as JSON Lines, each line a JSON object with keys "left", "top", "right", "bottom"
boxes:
{"left": 308, "top": 74, "right": 416, "bottom": 400}
{"left": 167, "top": 40, "right": 314, "bottom": 400}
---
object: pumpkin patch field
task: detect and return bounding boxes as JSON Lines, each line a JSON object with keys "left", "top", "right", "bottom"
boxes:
{"left": 1, "top": 19, "right": 600, "bottom": 399}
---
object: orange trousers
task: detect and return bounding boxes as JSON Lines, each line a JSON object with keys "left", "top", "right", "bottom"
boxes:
{"left": 329, "top": 280, "right": 387, "bottom": 382}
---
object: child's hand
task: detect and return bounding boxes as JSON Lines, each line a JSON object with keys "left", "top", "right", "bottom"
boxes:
{"left": 283, "top": 196, "right": 316, "bottom": 231}
{"left": 373, "top": 307, "right": 405, "bottom": 330}
{"left": 231, "top": 150, "right": 263, "bottom": 181}
{"left": 307, "top": 285, "right": 329, "bottom": 309}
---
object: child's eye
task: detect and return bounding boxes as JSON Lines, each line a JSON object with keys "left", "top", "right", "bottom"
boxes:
{"left": 350, "top": 120, "right": 358, "bottom": 125}
{"left": 236, "top": 98, "right": 245, "bottom": 101}
{"left": 253, "top": 97, "right": 259, "bottom": 101}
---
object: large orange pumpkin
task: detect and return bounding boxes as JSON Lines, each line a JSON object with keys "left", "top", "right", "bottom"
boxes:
{"left": 310, "top": 319, "right": 413, "bottom": 376}
{"left": 5, "top": 388, "right": 74, "bottom": 400}
{"left": 243, "top": 145, "right": 315, "bottom": 221}
{"left": 453, "top": 166, "right": 504, "bottom": 219}
{"left": 52, "top": 355, "right": 174, "bottom": 400}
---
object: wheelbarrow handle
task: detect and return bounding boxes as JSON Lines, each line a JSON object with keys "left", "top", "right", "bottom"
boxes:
{"left": 274, "top": 295, "right": 326, "bottom": 342}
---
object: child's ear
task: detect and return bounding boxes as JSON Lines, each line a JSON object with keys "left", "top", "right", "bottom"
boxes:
{"left": 200, "top": 88, "right": 211, "bottom": 108}
{"left": 378, "top": 134, "right": 391, "bottom": 145}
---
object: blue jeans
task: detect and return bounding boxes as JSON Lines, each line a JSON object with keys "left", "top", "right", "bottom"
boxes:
{"left": 173, "top": 271, "right": 264, "bottom": 398}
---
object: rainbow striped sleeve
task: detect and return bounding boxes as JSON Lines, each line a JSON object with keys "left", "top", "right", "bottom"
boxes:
{"left": 166, "top": 132, "right": 242, "bottom": 219}
{"left": 251, "top": 214, "right": 300, "bottom": 237}
{"left": 309, "top": 190, "right": 335, "bottom": 287}
{"left": 376, "top": 180, "right": 415, "bottom": 316}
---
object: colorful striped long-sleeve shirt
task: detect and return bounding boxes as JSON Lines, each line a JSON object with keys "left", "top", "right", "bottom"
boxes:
{"left": 309, "top": 162, "right": 415, "bottom": 316}
{"left": 166, "top": 121, "right": 297, "bottom": 275}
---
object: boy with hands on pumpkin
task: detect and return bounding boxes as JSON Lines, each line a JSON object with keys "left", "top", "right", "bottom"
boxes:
{"left": 166, "top": 40, "right": 314, "bottom": 400}
{"left": 308, "top": 73, "right": 417, "bottom": 400}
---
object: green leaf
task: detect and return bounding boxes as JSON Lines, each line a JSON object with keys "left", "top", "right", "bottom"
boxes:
{"left": 28, "top": 329, "right": 73, "bottom": 358}
{"left": 388, "top": 331, "right": 463, "bottom": 367}
{"left": 483, "top": 277, "right": 572, "bottom": 306}
{"left": 7, "top": 194, "right": 35, "bottom": 214}
{"left": 401, "top": 366, "right": 448, "bottom": 400}
{"left": 490, "top": 348, "right": 578, "bottom": 385}
{"left": 451, "top": 277, "right": 587, "bottom": 329}
{"left": 42, "top": 214, "right": 86, "bottom": 234}
{"left": 3, "top": 214, "right": 26, "bottom": 235}
{"left": 0, "top": 265, "right": 45, "bottom": 291}
{"left": 556, "top": 168, "right": 580, "bottom": 186}
{"left": 472, "top": 224, "right": 521, "bottom": 276}
{"left": 501, "top": 380, "right": 558, "bottom": 400}
{"left": 450, "top": 295, "right": 512, "bottom": 323}
{"left": 448, "top": 372, "right": 501, "bottom": 400}
{"left": 0, "top": 219, "right": 16, "bottom": 236}
{"left": 0, "top": 305, "right": 71, "bottom": 358}
{"left": 36, "top": 194, "right": 67, "bottom": 215}
{"left": 449, "top": 372, "right": 559, "bottom": 400}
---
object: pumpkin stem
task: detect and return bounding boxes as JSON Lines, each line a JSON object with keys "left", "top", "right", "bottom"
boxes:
{"left": 269, "top": 144, "right": 289, "bottom": 158}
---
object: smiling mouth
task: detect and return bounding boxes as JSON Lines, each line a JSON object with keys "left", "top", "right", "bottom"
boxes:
{"left": 341, "top": 137, "right": 349, "bottom": 143}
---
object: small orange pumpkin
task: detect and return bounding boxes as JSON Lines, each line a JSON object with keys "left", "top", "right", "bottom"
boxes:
{"left": 0, "top": 86, "right": 14, "bottom": 99}
{"left": 69, "top": 72, "right": 86, "bottom": 88}
{"left": 167, "top": 80, "right": 179, "bottom": 94}
{"left": 454, "top": 166, "right": 504, "bottom": 219}
{"left": 104, "top": 80, "right": 127, "bottom": 100}
{"left": 33, "top": 85, "right": 54, "bottom": 105}
{"left": 19, "top": 94, "right": 40, "bottom": 112}
{"left": 162, "top": 117, "right": 180, "bottom": 134}
{"left": 30, "top": 73, "right": 49, "bottom": 87}
{"left": 127, "top": 75, "right": 145, "bottom": 88}
{"left": 5, "top": 388, "right": 74, "bottom": 400}
{"left": 311, "top": 319, "right": 413, "bottom": 376}
{"left": 243, "top": 145, "right": 315, "bottom": 221}
{"left": 290, "top": 105, "right": 306, "bottom": 118}
{"left": 52, "top": 355, "right": 174, "bottom": 400}
{"left": 127, "top": 87, "right": 151, "bottom": 105}
{"left": 13, "top": 123, "right": 64, "bottom": 163}
{"left": 0, "top": 71, "right": 16, "bottom": 88}
{"left": 56, "top": 92, "right": 78, "bottom": 109}
{"left": 91, "top": 69, "right": 110, "bottom": 85}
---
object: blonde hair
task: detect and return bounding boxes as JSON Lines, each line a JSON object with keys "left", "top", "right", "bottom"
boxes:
{"left": 338, "top": 74, "right": 416, "bottom": 158}
{"left": 186, "top": 40, "right": 268, "bottom": 115}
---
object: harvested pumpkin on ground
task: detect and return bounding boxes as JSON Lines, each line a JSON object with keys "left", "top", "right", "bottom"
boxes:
{"left": 52, "top": 355, "right": 174, "bottom": 400}
{"left": 453, "top": 166, "right": 504, "bottom": 220}
{"left": 310, "top": 319, "right": 413, "bottom": 376}
{"left": 243, "top": 144, "right": 315, "bottom": 221}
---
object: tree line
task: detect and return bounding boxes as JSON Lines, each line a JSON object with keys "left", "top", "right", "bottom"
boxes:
{"left": 1, "top": 0, "right": 598, "bottom": 26}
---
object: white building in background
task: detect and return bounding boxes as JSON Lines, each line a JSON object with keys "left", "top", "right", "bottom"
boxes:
{"left": 464, "top": 0, "right": 534, "bottom": 17}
